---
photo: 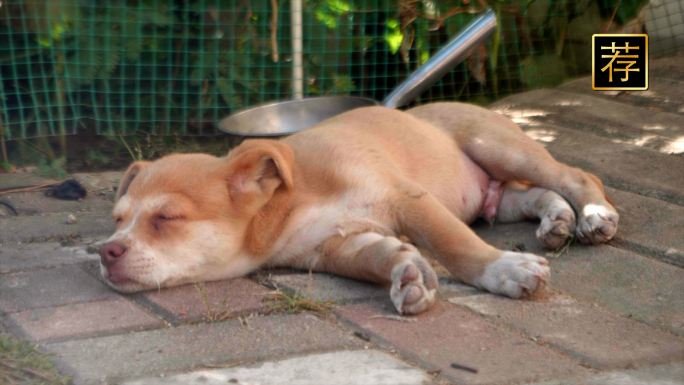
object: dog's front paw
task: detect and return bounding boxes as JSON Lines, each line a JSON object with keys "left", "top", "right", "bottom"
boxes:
{"left": 473, "top": 252, "right": 550, "bottom": 299}
{"left": 537, "top": 200, "right": 576, "bottom": 249}
{"left": 577, "top": 204, "right": 619, "bottom": 244}
{"left": 390, "top": 248, "right": 437, "bottom": 315}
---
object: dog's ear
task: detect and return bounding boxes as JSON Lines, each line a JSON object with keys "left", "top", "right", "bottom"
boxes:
{"left": 224, "top": 140, "right": 294, "bottom": 200}
{"left": 116, "top": 161, "right": 150, "bottom": 200}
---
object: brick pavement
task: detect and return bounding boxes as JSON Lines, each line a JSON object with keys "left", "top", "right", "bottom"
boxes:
{"left": 1, "top": 52, "right": 684, "bottom": 384}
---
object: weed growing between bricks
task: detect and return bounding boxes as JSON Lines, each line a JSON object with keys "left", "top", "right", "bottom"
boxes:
{"left": 0, "top": 334, "right": 71, "bottom": 384}
{"left": 264, "top": 290, "right": 335, "bottom": 318}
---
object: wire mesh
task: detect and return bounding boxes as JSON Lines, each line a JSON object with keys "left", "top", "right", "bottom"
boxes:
{"left": 0, "top": 0, "right": 674, "bottom": 142}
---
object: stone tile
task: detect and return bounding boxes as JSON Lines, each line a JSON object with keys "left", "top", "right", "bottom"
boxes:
{"left": 472, "top": 221, "right": 684, "bottom": 336}
{"left": 0, "top": 173, "right": 57, "bottom": 190}
{"left": 490, "top": 89, "right": 684, "bottom": 151}
{"left": 436, "top": 277, "right": 485, "bottom": 300}
{"left": 530, "top": 363, "right": 684, "bottom": 385}
{"left": 646, "top": 50, "right": 684, "bottom": 81}
{"left": 4, "top": 298, "right": 163, "bottom": 343}
{"left": 123, "top": 350, "right": 433, "bottom": 385}
{"left": 47, "top": 313, "right": 363, "bottom": 384}
{"left": 0, "top": 265, "right": 116, "bottom": 314}
{"left": 0, "top": 241, "right": 99, "bottom": 273}
{"left": 338, "top": 301, "right": 591, "bottom": 384}
{"left": 449, "top": 294, "right": 684, "bottom": 370}
{"left": 557, "top": 77, "right": 684, "bottom": 115}
{"left": 604, "top": 187, "right": 684, "bottom": 267}
{"left": 0, "top": 191, "right": 113, "bottom": 216}
{"left": 0, "top": 211, "right": 114, "bottom": 243}
{"left": 134, "top": 278, "right": 271, "bottom": 324}
{"left": 270, "top": 273, "right": 387, "bottom": 303}
{"left": 523, "top": 122, "right": 683, "bottom": 206}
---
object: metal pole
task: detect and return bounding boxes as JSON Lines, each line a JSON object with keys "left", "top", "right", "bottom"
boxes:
{"left": 382, "top": 9, "right": 497, "bottom": 109}
{"left": 291, "top": 0, "right": 304, "bottom": 100}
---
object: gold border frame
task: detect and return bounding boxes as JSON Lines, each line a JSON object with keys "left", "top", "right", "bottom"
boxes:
{"left": 592, "top": 34, "right": 649, "bottom": 91}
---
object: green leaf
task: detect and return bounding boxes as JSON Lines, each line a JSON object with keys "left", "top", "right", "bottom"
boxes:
{"left": 55, "top": 168, "right": 68, "bottom": 180}
{"left": 51, "top": 157, "right": 67, "bottom": 169}
{"left": 521, "top": 55, "right": 568, "bottom": 89}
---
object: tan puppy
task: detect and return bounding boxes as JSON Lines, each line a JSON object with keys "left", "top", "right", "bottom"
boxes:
{"left": 100, "top": 103, "right": 618, "bottom": 314}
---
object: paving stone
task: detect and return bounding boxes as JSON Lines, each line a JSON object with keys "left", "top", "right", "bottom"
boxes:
{"left": 0, "top": 265, "right": 116, "bottom": 314}
{"left": 490, "top": 89, "right": 684, "bottom": 153}
{"left": 557, "top": 77, "right": 684, "bottom": 115}
{"left": 0, "top": 191, "right": 113, "bottom": 216}
{"left": 508, "top": 122, "right": 684, "bottom": 206}
{"left": 436, "top": 277, "right": 485, "bottom": 300}
{"left": 604, "top": 187, "right": 684, "bottom": 267}
{"left": 0, "top": 173, "right": 57, "bottom": 190}
{"left": 47, "top": 313, "right": 363, "bottom": 384}
{"left": 0, "top": 241, "right": 99, "bottom": 272}
{"left": 123, "top": 350, "right": 433, "bottom": 385}
{"left": 472, "top": 221, "right": 684, "bottom": 336}
{"left": 71, "top": 171, "right": 124, "bottom": 191}
{"left": 649, "top": 50, "right": 684, "bottom": 81}
{"left": 531, "top": 363, "right": 684, "bottom": 385}
{"left": 4, "top": 298, "right": 163, "bottom": 343}
{"left": 270, "top": 273, "right": 387, "bottom": 303}
{"left": 0, "top": 211, "right": 115, "bottom": 242}
{"left": 134, "top": 278, "right": 271, "bottom": 324}
{"left": 338, "top": 301, "right": 591, "bottom": 384}
{"left": 449, "top": 294, "right": 684, "bottom": 370}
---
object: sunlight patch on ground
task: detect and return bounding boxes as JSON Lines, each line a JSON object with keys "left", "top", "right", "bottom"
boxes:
{"left": 492, "top": 106, "right": 549, "bottom": 126}
{"left": 525, "top": 129, "right": 558, "bottom": 143}
{"left": 632, "top": 90, "right": 656, "bottom": 98}
{"left": 555, "top": 100, "right": 583, "bottom": 106}
{"left": 612, "top": 135, "right": 657, "bottom": 147}
{"left": 660, "top": 136, "right": 684, "bottom": 154}
{"left": 643, "top": 125, "right": 665, "bottom": 130}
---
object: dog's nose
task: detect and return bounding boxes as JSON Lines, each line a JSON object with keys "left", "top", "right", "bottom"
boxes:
{"left": 99, "top": 242, "right": 127, "bottom": 267}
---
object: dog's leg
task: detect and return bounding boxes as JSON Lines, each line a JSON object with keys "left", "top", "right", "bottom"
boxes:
{"left": 408, "top": 104, "right": 618, "bottom": 245}
{"left": 395, "top": 183, "right": 550, "bottom": 300}
{"left": 316, "top": 232, "right": 438, "bottom": 315}
{"left": 497, "top": 185, "right": 577, "bottom": 249}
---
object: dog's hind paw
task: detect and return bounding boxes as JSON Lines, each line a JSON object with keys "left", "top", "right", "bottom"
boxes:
{"left": 390, "top": 251, "right": 437, "bottom": 315}
{"left": 577, "top": 205, "right": 619, "bottom": 244}
{"left": 537, "top": 199, "right": 576, "bottom": 249}
{"left": 473, "top": 252, "right": 550, "bottom": 299}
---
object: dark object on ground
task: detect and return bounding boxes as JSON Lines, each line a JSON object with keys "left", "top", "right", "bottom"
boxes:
{"left": 353, "top": 331, "right": 371, "bottom": 341}
{"left": 513, "top": 243, "right": 526, "bottom": 252}
{"left": 0, "top": 201, "right": 18, "bottom": 215}
{"left": 46, "top": 179, "right": 87, "bottom": 200}
{"left": 451, "top": 362, "right": 479, "bottom": 373}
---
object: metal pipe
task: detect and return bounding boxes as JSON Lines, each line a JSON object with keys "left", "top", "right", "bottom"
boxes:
{"left": 290, "top": 0, "right": 304, "bottom": 100}
{"left": 381, "top": 9, "right": 497, "bottom": 109}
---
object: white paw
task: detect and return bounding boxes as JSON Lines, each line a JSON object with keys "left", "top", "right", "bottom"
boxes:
{"left": 473, "top": 252, "right": 550, "bottom": 299}
{"left": 577, "top": 204, "right": 619, "bottom": 244}
{"left": 537, "top": 199, "right": 576, "bottom": 249}
{"left": 389, "top": 247, "right": 437, "bottom": 315}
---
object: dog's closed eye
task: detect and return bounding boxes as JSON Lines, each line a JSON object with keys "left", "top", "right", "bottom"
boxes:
{"left": 153, "top": 215, "right": 184, "bottom": 231}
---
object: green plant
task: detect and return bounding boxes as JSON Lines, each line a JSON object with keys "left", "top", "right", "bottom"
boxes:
{"left": 0, "top": 334, "right": 71, "bottom": 384}
{"left": 195, "top": 282, "right": 231, "bottom": 322}
{"left": 87, "top": 150, "right": 110, "bottom": 169}
{"left": 265, "top": 290, "right": 334, "bottom": 317}
{"left": 35, "top": 157, "right": 67, "bottom": 179}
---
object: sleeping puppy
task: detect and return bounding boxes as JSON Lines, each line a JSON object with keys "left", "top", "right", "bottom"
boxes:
{"left": 100, "top": 103, "right": 618, "bottom": 314}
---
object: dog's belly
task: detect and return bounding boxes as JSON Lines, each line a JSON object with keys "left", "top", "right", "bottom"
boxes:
{"left": 427, "top": 151, "right": 492, "bottom": 224}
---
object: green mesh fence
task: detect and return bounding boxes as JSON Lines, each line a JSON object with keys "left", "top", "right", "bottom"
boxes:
{"left": 0, "top": 0, "right": 657, "bottom": 142}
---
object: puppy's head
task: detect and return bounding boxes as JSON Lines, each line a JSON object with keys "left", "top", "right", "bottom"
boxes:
{"left": 99, "top": 140, "right": 294, "bottom": 293}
